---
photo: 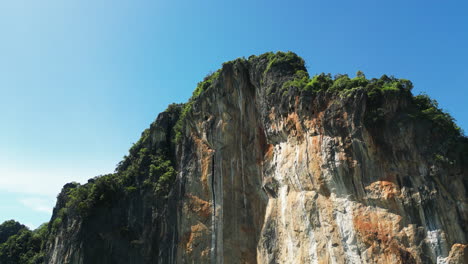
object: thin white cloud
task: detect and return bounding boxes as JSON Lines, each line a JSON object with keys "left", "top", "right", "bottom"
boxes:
{"left": 0, "top": 155, "right": 117, "bottom": 227}
{"left": 24, "top": 223, "right": 37, "bottom": 230}
{"left": 0, "top": 156, "right": 115, "bottom": 196}
{"left": 19, "top": 197, "right": 54, "bottom": 214}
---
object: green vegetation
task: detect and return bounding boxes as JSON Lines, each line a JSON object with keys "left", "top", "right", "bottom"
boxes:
{"left": 173, "top": 102, "right": 194, "bottom": 143}
{"left": 51, "top": 105, "right": 181, "bottom": 226}
{"left": 192, "top": 70, "right": 220, "bottom": 98}
{"left": 281, "top": 71, "right": 334, "bottom": 93}
{"left": 279, "top": 69, "right": 463, "bottom": 143}
{"left": 59, "top": 173, "right": 124, "bottom": 218}
{"left": 279, "top": 70, "right": 415, "bottom": 124}
{"left": 173, "top": 70, "right": 221, "bottom": 143}
{"left": 57, "top": 151, "right": 176, "bottom": 221}
{"left": 410, "top": 93, "right": 465, "bottom": 162}
{"left": 263, "top": 51, "right": 305, "bottom": 74}
{"left": 412, "top": 93, "right": 461, "bottom": 137}
{"left": 51, "top": 216, "right": 62, "bottom": 232}
{"left": 280, "top": 70, "right": 413, "bottom": 97}
{"left": 0, "top": 221, "right": 48, "bottom": 264}
{"left": 0, "top": 220, "right": 25, "bottom": 244}
{"left": 144, "top": 156, "right": 177, "bottom": 194}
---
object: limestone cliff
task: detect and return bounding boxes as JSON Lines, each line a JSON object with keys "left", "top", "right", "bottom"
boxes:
{"left": 43, "top": 52, "right": 467, "bottom": 264}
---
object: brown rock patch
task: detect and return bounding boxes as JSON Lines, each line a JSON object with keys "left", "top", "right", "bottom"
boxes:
{"left": 181, "top": 223, "right": 209, "bottom": 255}
{"left": 365, "top": 181, "right": 401, "bottom": 200}
{"left": 193, "top": 136, "right": 214, "bottom": 194}
{"left": 186, "top": 194, "right": 212, "bottom": 220}
{"left": 286, "top": 112, "right": 304, "bottom": 140}
{"left": 353, "top": 208, "right": 415, "bottom": 263}
{"left": 446, "top": 243, "right": 468, "bottom": 264}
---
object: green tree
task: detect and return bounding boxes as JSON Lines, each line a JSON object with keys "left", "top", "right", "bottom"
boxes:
{"left": 0, "top": 220, "right": 26, "bottom": 244}
{"left": 356, "top": 70, "right": 365, "bottom": 78}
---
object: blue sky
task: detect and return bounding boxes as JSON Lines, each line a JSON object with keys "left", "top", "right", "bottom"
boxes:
{"left": 0, "top": 0, "right": 467, "bottom": 228}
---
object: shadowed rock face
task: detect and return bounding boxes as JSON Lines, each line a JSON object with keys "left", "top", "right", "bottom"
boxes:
{"left": 45, "top": 52, "right": 467, "bottom": 264}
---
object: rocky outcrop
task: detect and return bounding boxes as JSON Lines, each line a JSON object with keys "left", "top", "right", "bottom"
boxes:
{"left": 45, "top": 109, "right": 182, "bottom": 264}
{"left": 44, "top": 52, "right": 467, "bottom": 263}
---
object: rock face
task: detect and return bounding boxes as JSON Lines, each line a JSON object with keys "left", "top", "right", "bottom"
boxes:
{"left": 45, "top": 52, "right": 468, "bottom": 264}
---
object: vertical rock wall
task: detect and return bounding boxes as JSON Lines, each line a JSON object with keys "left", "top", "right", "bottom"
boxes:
{"left": 176, "top": 62, "right": 268, "bottom": 263}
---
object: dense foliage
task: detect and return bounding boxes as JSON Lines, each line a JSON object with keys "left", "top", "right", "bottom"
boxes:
{"left": 51, "top": 106, "right": 180, "bottom": 231}
{"left": 412, "top": 93, "right": 462, "bottom": 137}
{"left": 0, "top": 220, "right": 26, "bottom": 244}
{"left": 0, "top": 221, "right": 47, "bottom": 264}
{"left": 280, "top": 70, "right": 413, "bottom": 96}
{"left": 262, "top": 51, "right": 306, "bottom": 74}
{"left": 411, "top": 93, "right": 465, "bottom": 162}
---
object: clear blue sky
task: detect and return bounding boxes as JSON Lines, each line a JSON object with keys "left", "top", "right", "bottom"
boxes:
{"left": 0, "top": 0, "right": 467, "bottom": 228}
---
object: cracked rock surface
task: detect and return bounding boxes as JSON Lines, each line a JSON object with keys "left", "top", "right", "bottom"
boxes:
{"left": 46, "top": 53, "right": 467, "bottom": 264}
